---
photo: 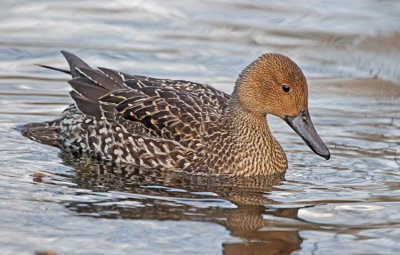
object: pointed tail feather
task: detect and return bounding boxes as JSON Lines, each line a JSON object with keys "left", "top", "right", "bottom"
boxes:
{"left": 36, "top": 50, "right": 92, "bottom": 77}
{"left": 36, "top": 64, "right": 71, "bottom": 74}
{"left": 61, "top": 50, "right": 92, "bottom": 78}
{"left": 37, "top": 51, "right": 127, "bottom": 120}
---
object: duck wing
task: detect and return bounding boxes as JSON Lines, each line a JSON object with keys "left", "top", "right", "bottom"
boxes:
{"left": 99, "top": 86, "right": 226, "bottom": 150}
{"left": 60, "top": 51, "right": 229, "bottom": 149}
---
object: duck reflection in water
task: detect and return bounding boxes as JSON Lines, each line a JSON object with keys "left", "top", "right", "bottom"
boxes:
{"left": 60, "top": 153, "right": 302, "bottom": 255}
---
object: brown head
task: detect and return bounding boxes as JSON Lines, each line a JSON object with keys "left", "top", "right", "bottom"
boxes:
{"left": 232, "top": 53, "right": 330, "bottom": 160}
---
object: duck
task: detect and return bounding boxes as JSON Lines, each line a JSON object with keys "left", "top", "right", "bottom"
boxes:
{"left": 21, "top": 51, "right": 330, "bottom": 176}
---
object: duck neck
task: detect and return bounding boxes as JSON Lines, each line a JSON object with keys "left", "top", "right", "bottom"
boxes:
{"left": 224, "top": 97, "right": 272, "bottom": 143}
{"left": 218, "top": 97, "right": 287, "bottom": 175}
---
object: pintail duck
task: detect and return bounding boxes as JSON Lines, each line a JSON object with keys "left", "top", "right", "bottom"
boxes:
{"left": 22, "top": 51, "right": 330, "bottom": 176}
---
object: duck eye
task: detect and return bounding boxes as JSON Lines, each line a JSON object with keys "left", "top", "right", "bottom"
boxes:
{"left": 282, "top": 84, "right": 290, "bottom": 93}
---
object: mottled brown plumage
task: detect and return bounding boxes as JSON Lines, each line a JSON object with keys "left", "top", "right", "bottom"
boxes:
{"left": 21, "top": 51, "right": 330, "bottom": 176}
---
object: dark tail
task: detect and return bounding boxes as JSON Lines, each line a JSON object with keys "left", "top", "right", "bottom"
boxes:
{"left": 18, "top": 120, "right": 61, "bottom": 148}
{"left": 37, "top": 51, "right": 126, "bottom": 119}
{"left": 22, "top": 51, "right": 91, "bottom": 147}
{"left": 22, "top": 51, "right": 123, "bottom": 147}
{"left": 35, "top": 50, "right": 91, "bottom": 78}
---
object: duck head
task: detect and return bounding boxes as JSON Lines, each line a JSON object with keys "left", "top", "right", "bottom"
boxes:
{"left": 234, "top": 53, "right": 330, "bottom": 160}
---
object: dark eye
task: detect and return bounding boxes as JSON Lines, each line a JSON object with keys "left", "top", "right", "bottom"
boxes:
{"left": 282, "top": 84, "right": 290, "bottom": 93}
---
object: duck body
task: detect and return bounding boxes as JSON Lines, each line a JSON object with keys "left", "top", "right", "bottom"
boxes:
{"left": 22, "top": 51, "right": 329, "bottom": 176}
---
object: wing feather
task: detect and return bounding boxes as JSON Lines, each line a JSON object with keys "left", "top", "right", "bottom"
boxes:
{"left": 47, "top": 51, "right": 229, "bottom": 147}
{"left": 96, "top": 86, "right": 224, "bottom": 150}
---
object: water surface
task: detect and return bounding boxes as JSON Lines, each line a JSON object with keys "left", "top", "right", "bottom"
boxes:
{"left": 0, "top": 0, "right": 399, "bottom": 254}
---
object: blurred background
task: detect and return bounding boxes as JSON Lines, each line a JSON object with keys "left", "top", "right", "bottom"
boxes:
{"left": 1, "top": 0, "right": 400, "bottom": 85}
{"left": 0, "top": 1, "right": 399, "bottom": 255}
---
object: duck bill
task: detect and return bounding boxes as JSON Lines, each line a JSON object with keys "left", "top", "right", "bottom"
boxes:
{"left": 285, "top": 110, "right": 330, "bottom": 160}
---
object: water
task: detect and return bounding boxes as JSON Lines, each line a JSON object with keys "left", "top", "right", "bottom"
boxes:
{"left": 0, "top": 0, "right": 399, "bottom": 254}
